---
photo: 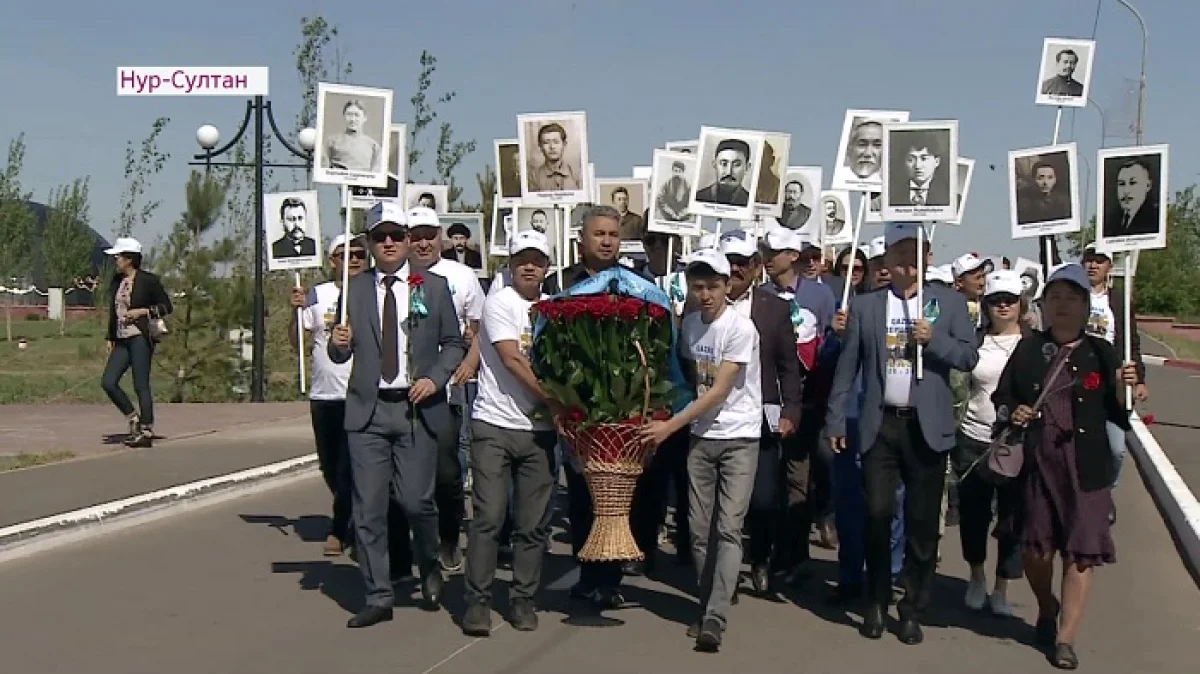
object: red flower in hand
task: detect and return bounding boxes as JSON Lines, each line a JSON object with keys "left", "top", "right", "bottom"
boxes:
{"left": 1082, "top": 372, "right": 1102, "bottom": 391}
{"left": 1142, "top": 413, "right": 1156, "bottom": 425}
{"left": 408, "top": 273, "right": 425, "bottom": 288}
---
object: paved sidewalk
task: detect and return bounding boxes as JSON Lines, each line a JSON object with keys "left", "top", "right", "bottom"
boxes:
{"left": 0, "top": 418, "right": 312, "bottom": 528}
{"left": 0, "top": 402, "right": 307, "bottom": 457}
{"left": 1139, "top": 363, "right": 1200, "bottom": 496}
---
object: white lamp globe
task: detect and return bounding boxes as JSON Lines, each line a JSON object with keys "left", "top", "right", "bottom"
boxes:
{"left": 196, "top": 125, "right": 220, "bottom": 150}
{"left": 297, "top": 127, "right": 318, "bottom": 153}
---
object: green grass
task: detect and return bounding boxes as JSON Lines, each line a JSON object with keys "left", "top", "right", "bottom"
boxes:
{"left": 1147, "top": 331, "right": 1200, "bottom": 362}
{"left": 0, "top": 450, "right": 77, "bottom": 472}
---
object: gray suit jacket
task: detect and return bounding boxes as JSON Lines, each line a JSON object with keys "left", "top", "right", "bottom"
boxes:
{"left": 825, "top": 284, "right": 978, "bottom": 453}
{"left": 329, "top": 267, "right": 467, "bottom": 433}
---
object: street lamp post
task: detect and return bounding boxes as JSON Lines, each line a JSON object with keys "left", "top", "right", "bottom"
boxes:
{"left": 1116, "top": 0, "right": 1148, "bottom": 144}
{"left": 190, "top": 96, "right": 316, "bottom": 402}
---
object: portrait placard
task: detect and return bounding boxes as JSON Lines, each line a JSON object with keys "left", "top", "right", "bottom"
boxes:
{"left": 494, "top": 138, "right": 522, "bottom": 206}
{"left": 596, "top": 178, "right": 649, "bottom": 246}
{"left": 754, "top": 132, "right": 792, "bottom": 217}
{"left": 832, "top": 109, "right": 910, "bottom": 192}
{"left": 404, "top": 184, "right": 450, "bottom": 213}
{"left": 349, "top": 123, "right": 406, "bottom": 210}
{"left": 779, "top": 166, "right": 822, "bottom": 237}
{"left": 587, "top": 163, "right": 597, "bottom": 203}
{"left": 490, "top": 204, "right": 514, "bottom": 257}
{"left": 1008, "top": 143, "right": 1080, "bottom": 239}
{"left": 313, "top": 83, "right": 393, "bottom": 188}
{"left": 1013, "top": 257, "right": 1045, "bottom": 300}
{"left": 1095, "top": 144, "right": 1169, "bottom": 253}
{"left": 881, "top": 120, "right": 958, "bottom": 222}
{"left": 819, "top": 190, "right": 853, "bottom": 246}
{"left": 1035, "top": 38, "right": 1096, "bottom": 108}
{"left": 665, "top": 140, "right": 698, "bottom": 154}
{"left": 437, "top": 213, "right": 486, "bottom": 277}
{"left": 632, "top": 166, "right": 652, "bottom": 182}
{"left": 518, "top": 111, "right": 589, "bottom": 205}
{"left": 691, "top": 126, "right": 765, "bottom": 221}
{"left": 947, "top": 157, "right": 975, "bottom": 225}
{"left": 515, "top": 206, "right": 562, "bottom": 265}
{"left": 865, "top": 191, "right": 883, "bottom": 224}
{"left": 649, "top": 149, "right": 701, "bottom": 236}
{"left": 265, "top": 191, "right": 323, "bottom": 271}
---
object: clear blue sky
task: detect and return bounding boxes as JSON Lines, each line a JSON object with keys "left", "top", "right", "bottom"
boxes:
{"left": 1, "top": 0, "right": 1193, "bottom": 264}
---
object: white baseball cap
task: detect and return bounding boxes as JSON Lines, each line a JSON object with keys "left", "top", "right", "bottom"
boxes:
{"left": 406, "top": 206, "right": 441, "bottom": 229}
{"left": 985, "top": 270, "right": 1024, "bottom": 297}
{"left": 104, "top": 237, "right": 142, "bottom": 255}
{"left": 697, "top": 233, "right": 720, "bottom": 251}
{"left": 926, "top": 264, "right": 954, "bottom": 285}
{"left": 884, "top": 222, "right": 922, "bottom": 246}
{"left": 366, "top": 201, "right": 408, "bottom": 230}
{"left": 1046, "top": 263, "right": 1090, "bottom": 293}
{"left": 686, "top": 247, "right": 732, "bottom": 277}
{"left": 509, "top": 230, "right": 551, "bottom": 258}
{"left": 952, "top": 253, "right": 988, "bottom": 278}
{"left": 719, "top": 230, "right": 757, "bottom": 257}
{"left": 764, "top": 227, "right": 803, "bottom": 253}
{"left": 868, "top": 236, "right": 887, "bottom": 259}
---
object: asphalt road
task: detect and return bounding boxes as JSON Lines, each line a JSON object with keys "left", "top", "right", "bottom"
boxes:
{"left": 0, "top": 469, "right": 1196, "bottom": 674}
{"left": 1141, "top": 363, "right": 1200, "bottom": 495}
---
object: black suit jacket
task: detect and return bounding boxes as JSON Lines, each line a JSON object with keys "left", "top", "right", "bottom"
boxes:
{"left": 695, "top": 183, "right": 749, "bottom": 207}
{"left": 442, "top": 248, "right": 483, "bottom": 269}
{"left": 1106, "top": 204, "right": 1159, "bottom": 237}
{"left": 749, "top": 288, "right": 804, "bottom": 427}
{"left": 106, "top": 270, "right": 173, "bottom": 342}
{"left": 892, "top": 178, "right": 950, "bottom": 207}
{"left": 272, "top": 236, "right": 317, "bottom": 259}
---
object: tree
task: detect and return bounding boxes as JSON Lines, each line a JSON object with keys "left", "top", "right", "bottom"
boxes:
{"left": 407, "top": 51, "right": 476, "bottom": 204}
{"left": 0, "top": 134, "right": 35, "bottom": 342}
{"left": 114, "top": 117, "right": 171, "bottom": 239}
{"left": 42, "top": 178, "right": 95, "bottom": 333}
{"left": 294, "top": 15, "right": 354, "bottom": 134}
{"left": 1131, "top": 187, "right": 1200, "bottom": 318}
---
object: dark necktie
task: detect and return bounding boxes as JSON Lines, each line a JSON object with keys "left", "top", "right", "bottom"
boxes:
{"left": 381, "top": 276, "right": 399, "bottom": 383}
{"left": 1122, "top": 212, "right": 1132, "bottom": 230}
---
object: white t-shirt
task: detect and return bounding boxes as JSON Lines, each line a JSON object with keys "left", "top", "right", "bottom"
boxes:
{"left": 472, "top": 286, "right": 551, "bottom": 432}
{"left": 303, "top": 281, "right": 352, "bottom": 401}
{"left": 682, "top": 308, "right": 762, "bottom": 440}
{"left": 487, "top": 269, "right": 512, "bottom": 297}
{"left": 960, "top": 332, "right": 1022, "bottom": 443}
{"left": 429, "top": 259, "right": 485, "bottom": 385}
{"left": 883, "top": 292, "right": 921, "bottom": 407}
{"left": 1087, "top": 290, "right": 1116, "bottom": 345}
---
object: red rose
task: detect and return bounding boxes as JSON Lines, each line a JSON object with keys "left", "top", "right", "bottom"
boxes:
{"left": 1142, "top": 413, "right": 1156, "bottom": 425}
{"left": 617, "top": 298, "right": 643, "bottom": 322}
{"left": 647, "top": 303, "right": 669, "bottom": 320}
{"left": 1082, "top": 372, "right": 1102, "bottom": 391}
{"left": 565, "top": 407, "right": 586, "bottom": 423}
{"left": 408, "top": 273, "right": 425, "bottom": 287}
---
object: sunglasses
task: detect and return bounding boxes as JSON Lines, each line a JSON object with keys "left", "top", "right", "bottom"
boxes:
{"left": 851, "top": 263, "right": 865, "bottom": 273}
{"left": 988, "top": 294, "right": 1020, "bottom": 307}
{"left": 332, "top": 249, "right": 367, "bottom": 260}
{"left": 408, "top": 227, "right": 441, "bottom": 242}
{"left": 726, "top": 255, "right": 753, "bottom": 268}
{"left": 370, "top": 228, "right": 408, "bottom": 244}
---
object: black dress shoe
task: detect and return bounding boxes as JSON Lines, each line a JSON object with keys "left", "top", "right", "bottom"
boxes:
{"left": 859, "top": 604, "right": 885, "bottom": 639}
{"left": 750, "top": 564, "right": 770, "bottom": 594}
{"left": 897, "top": 618, "right": 924, "bottom": 645}
{"left": 695, "top": 617, "right": 723, "bottom": 652}
{"left": 420, "top": 570, "right": 444, "bottom": 610}
{"left": 347, "top": 606, "right": 393, "bottom": 628}
{"left": 461, "top": 601, "right": 492, "bottom": 637}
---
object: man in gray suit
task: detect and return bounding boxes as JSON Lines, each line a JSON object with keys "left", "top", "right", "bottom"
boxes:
{"left": 329, "top": 201, "right": 468, "bottom": 628}
{"left": 826, "top": 222, "right": 978, "bottom": 646}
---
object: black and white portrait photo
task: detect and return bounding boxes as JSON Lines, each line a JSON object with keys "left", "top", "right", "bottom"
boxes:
{"left": 665, "top": 140, "right": 698, "bottom": 154}
{"left": 596, "top": 179, "right": 648, "bottom": 242}
{"left": 779, "top": 166, "right": 822, "bottom": 236}
{"left": 404, "top": 184, "right": 450, "bottom": 214}
{"left": 649, "top": 149, "right": 700, "bottom": 236}
{"left": 882, "top": 120, "right": 958, "bottom": 222}
{"left": 1096, "top": 144, "right": 1170, "bottom": 252}
{"left": 1035, "top": 38, "right": 1096, "bottom": 108}
{"left": 518, "top": 111, "right": 589, "bottom": 204}
{"left": 439, "top": 214, "right": 486, "bottom": 275}
{"left": 948, "top": 157, "right": 975, "bottom": 225}
{"left": 312, "top": 82, "right": 392, "bottom": 188}
{"left": 349, "top": 123, "right": 405, "bottom": 210}
{"left": 1014, "top": 257, "right": 1045, "bottom": 300}
{"left": 865, "top": 191, "right": 883, "bottom": 224}
{"left": 516, "top": 206, "right": 561, "bottom": 264}
{"left": 265, "top": 191, "right": 322, "bottom": 272}
{"left": 494, "top": 139, "right": 522, "bottom": 205}
{"left": 832, "top": 109, "right": 910, "bottom": 192}
{"left": 490, "top": 204, "right": 514, "bottom": 257}
{"left": 754, "top": 132, "right": 792, "bottom": 217}
{"left": 691, "top": 126, "right": 765, "bottom": 221}
{"left": 820, "top": 190, "right": 852, "bottom": 246}
{"left": 1008, "top": 143, "right": 1080, "bottom": 238}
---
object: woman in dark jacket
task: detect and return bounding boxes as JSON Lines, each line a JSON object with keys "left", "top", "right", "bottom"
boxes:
{"left": 101, "top": 238, "right": 172, "bottom": 448}
{"left": 991, "top": 264, "right": 1136, "bottom": 670}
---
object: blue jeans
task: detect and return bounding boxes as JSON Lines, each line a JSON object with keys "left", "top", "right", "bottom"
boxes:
{"left": 832, "top": 421, "right": 905, "bottom": 591}
{"left": 454, "top": 382, "right": 478, "bottom": 486}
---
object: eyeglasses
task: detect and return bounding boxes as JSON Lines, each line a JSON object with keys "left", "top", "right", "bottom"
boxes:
{"left": 332, "top": 249, "right": 367, "bottom": 260}
{"left": 370, "top": 228, "right": 408, "bottom": 244}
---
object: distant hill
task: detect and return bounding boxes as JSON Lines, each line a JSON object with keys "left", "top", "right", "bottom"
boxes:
{"left": 18, "top": 200, "right": 112, "bottom": 306}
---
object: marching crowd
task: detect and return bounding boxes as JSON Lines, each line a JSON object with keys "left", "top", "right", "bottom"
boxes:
{"left": 94, "top": 200, "right": 1147, "bottom": 669}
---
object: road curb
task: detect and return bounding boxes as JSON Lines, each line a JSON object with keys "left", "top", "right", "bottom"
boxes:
{"left": 1126, "top": 412, "right": 1200, "bottom": 586}
{"left": 1143, "top": 355, "right": 1200, "bottom": 371}
{"left": 0, "top": 453, "right": 319, "bottom": 564}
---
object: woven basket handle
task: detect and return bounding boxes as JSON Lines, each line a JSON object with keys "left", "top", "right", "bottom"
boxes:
{"left": 632, "top": 339, "right": 650, "bottom": 423}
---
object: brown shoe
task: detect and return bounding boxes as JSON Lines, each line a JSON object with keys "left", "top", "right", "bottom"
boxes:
{"left": 323, "top": 535, "right": 343, "bottom": 556}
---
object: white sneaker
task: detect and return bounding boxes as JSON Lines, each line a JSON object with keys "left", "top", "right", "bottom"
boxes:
{"left": 988, "top": 593, "right": 1014, "bottom": 617}
{"left": 964, "top": 577, "right": 987, "bottom": 610}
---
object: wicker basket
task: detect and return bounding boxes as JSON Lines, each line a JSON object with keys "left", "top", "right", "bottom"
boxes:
{"left": 561, "top": 421, "right": 651, "bottom": 562}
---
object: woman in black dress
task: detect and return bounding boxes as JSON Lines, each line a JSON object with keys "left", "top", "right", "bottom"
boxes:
{"left": 991, "top": 263, "right": 1137, "bottom": 669}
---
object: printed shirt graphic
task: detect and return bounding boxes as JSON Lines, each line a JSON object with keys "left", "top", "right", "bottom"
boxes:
{"left": 303, "top": 281, "right": 353, "bottom": 400}
{"left": 967, "top": 299, "right": 982, "bottom": 328}
{"left": 1087, "top": 291, "right": 1116, "bottom": 344}
{"left": 883, "top": 292, "right": 921, "bottom": 407}
{"left": 473, "top": 287, "right": 550, "bottom": 432}
{"left": 682, "top": 308, "right": 762, "bottom": 440}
